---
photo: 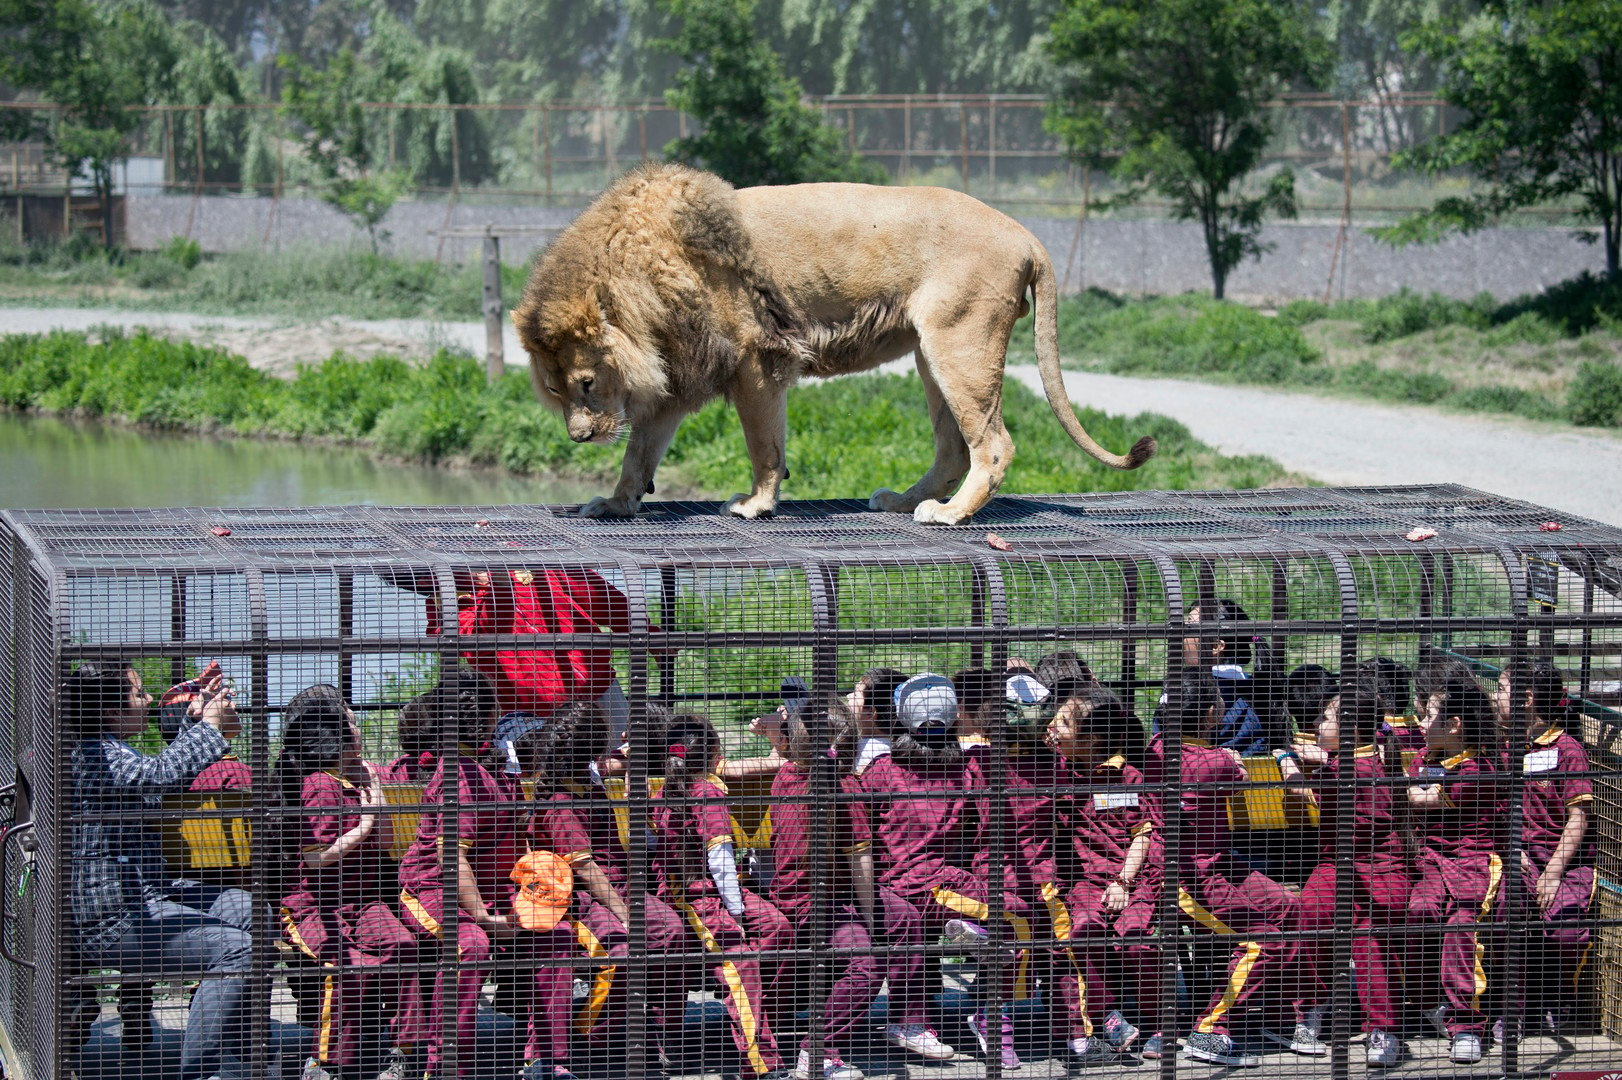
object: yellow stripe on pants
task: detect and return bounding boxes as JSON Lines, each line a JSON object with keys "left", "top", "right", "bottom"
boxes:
{"left": 672, "top": 897, "right": 770, "bottom": 1077}
{"left": 571, "top": 918, "right": 618, "bottom": 1036}
{"left": 933, "top": 887, "right": 1034, "bottom": 1001}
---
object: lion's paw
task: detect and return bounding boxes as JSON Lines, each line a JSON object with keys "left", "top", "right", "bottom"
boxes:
{"left": 578, "top": 496, "right": 638, "bottom": 519}
{"left": 868, "top": 488, "right": 918, "bottom": 514}
{"left": 913, "top": 499, "right": 968, "bottom": 526}
{"left": 723, "top": 494, "right": 777, "bottom": 520}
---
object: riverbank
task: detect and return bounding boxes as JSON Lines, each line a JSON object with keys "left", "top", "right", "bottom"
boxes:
{"left": 0, "top": 329, "right": 1299, "bottom": 503}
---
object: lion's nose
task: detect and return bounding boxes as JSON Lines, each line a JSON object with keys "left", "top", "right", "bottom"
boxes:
{"left": 569, "top": 431, "right": 593, "bottom": 443}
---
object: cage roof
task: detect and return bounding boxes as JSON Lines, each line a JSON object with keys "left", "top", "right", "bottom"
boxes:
{"left": 4, "top": 485, "right": 1620, "bottom": 574}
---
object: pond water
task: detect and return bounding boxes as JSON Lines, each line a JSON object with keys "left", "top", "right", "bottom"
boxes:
{"left": 0, "top": 412, "right": 598, "bottom": 509}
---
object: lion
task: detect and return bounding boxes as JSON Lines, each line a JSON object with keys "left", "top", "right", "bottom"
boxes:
{"left": 511, "top": 163, "right": 1155, "bottom": 525}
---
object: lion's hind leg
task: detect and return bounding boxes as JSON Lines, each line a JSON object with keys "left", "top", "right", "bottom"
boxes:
{"left": 868, "top": 359, "right": 971, "bottom": 515}
{"left": 906, "top": 322, "right": 1017, "bottom": 526}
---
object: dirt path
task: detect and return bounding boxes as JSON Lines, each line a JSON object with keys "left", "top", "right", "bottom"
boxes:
{"left": 1005, "top": 365, "right": 1622, "bottom": 526}
{"left": 6, "top": 306, "right": 1619, "bottom": 525}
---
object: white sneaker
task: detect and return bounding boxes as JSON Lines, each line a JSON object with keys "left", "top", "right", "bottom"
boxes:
{"left": 942, "top": 918, "right": 989, "bottom": 946}
{"left": 794, "top": 1049, "right": 863, "bottom": 1080}
{"left": 1366, "top": 1030, "right": 1400, "bottom": 1069}
{"left": 1262, "top": 1006, "right": 1327, "bottom": 1056}
{"left": 1450, "top": 1033, "right": 1483, "bottom": 1064}
{"left": 885, "top": 1023, "right": 955, "bottom": 1060}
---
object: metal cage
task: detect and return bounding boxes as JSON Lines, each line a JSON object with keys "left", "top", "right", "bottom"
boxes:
{"left": 2, "top": 485, "right": 1620, "bottom": 1080}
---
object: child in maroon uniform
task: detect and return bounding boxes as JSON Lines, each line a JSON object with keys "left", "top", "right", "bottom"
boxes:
{"left": 853, "top": 671, "right": 1031, "bottom": 1069}
{"left": 1279, "top": 683, "right": 1409, "bottom": 1067}
{"left": 530, "top": 701, "right": 690, "bottom": 1049}
{"left": 1405, "top": 660, "right": 1505, "bottom": 1064}
{"left": 751, "top": 700, "right": 951, "bottom": 1080}
{"left": 395, "top": 667, "right": 579, "bottom": 1080}
{"left": 379, "top": 696, "right": 437, "bottom": 784}
{"left": 1493, "top": 660, "right": 1595, "bottom": 1034}
{"left": 273, "top": 685, "right": 425, "bottom": 1080}
{"left": 651, "top": 715, "right": 792, "bottom": 1079}
{"left": 1147, "top": 671, "right": 1299, "bottom": 1068}
{"left": 1045, "top": 680, "right": 1158, "bottom": 1066}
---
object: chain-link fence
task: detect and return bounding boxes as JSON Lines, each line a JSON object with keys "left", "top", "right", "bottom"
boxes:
{"left": 0, "top": 93, "right": 1584, "bottom": 227}
{"left": 1, "top": 486, "right": 1620, "bottom": 1080}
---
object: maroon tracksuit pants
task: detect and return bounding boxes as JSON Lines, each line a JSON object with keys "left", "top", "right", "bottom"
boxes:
{"left": 1180, "top": 865, "right": 1299, "bottom": 1037}
{"left": 283, "top": 901, "right": 428, "bottom": 1069}
{"left": 400, "top": 890, "right": 576, "bottom": 1075}
{"left": 569, "top": 891, "right": 689, "bottom": 1038}
{"left": 1292, "top": 861, "right": 1410, "bottom": 1032}
{"left": 1063, "top": 878, "right": 1162, "bottom": 1038}
{"left": 921, "top": 866, "right": 1037, "bottom": 1007}
{"left": 667, "top": 888, "right": 790, "bottom": 1075}
{"left": 1511, "top": 863, "right": 1596, "bottom": 1018}
{"left": 1407, "top": 850, "right": 1501, "bottom": 1036}
{"left": 780, "top": 887, "right": 926, "bottom": 1050}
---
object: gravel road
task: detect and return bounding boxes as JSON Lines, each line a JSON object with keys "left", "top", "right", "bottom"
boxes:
{"left": 6, "top": 306, "right": 1619, "bottom": 525}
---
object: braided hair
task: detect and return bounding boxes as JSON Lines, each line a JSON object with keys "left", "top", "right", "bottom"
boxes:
{"left": 661, "top": 714, "right": 722, "bottom": 800}
{"left": 532, "top": 701, "right": 611, "bottom": 795}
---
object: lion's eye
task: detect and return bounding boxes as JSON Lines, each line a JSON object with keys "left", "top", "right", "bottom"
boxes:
{"left": 544, "top": 384, "right": 560, "bottom": 397}
{"left": 581, "top": 377, "right": 595, "bottom": 393}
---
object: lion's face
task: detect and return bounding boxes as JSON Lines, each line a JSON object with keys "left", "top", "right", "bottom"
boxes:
{"left": 525, "top": 330, "right": 634, "bottom": 444}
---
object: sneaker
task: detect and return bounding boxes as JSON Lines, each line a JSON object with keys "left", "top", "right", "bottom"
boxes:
{"left": 1139, "top": 1033, "right": 1165, "bottom": 1060}
{"left": 1067, "top": 1037, "right": 1118, "bottom": 1068}
{"left": 1101, "top": 1010, "right": 1140, "bottom": 1054}
{"left": 302, "top": 1060, "right": 338, "bottom": 1080}
{"left": 1180, "top": 1032, "right": 1259, "bottom": 1067}
{"left": 739, "top": 1070, "right": 797, "bottom": 1080}
{"left": 884, "top": 1023, "right": 955, "bottom": 1060}
{"left": 968, "top": 1009, "right": 1022, "bottom": 1070}
{"left": 793, "top": 1049, "right": 863, "bottom": 1080}
{"left": 1262, "top": 1007, "right": 1326, "bottom": 1056}
{"left": 1491, "top": 1014, "right": 1523, "bottom": 1045}
{"left": 1543, "top": 1008, "right": 1567, "bottom": 1034}
{"left": 943, "top": 918, "right": 989, "bottom": 946}
{"left": 1366, "top": 1030, "right": 1401, "bottom": 1069}
{"left": 1450, "top": 1033, "right": 1482, "bottom": 1064}
{"left": 376, "top": 1048, "right": 418, "bottom": 1080}
{"left": 1425, "top": 1004, "right": 1450, "bottom": 1041}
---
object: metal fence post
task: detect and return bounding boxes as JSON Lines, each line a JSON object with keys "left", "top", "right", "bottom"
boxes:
{"left": 483, "top": 228, "right": 504, "bottom": 381}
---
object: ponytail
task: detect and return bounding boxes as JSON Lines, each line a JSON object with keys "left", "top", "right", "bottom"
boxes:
{"left": 661, "top": 714, "right": 721, "bottom": 799}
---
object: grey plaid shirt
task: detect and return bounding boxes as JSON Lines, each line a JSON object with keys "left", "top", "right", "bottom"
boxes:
{"left": 68, "top": 722, "right": 227, "bottom": 951}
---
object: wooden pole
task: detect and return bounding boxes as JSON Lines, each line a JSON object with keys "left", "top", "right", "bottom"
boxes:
{"left": 988, "top": 96, "right": 997, "bottom": 196}
{"left": 542, "top": 106, "right": 553, "bottom": 205}
{"left": 959, "top": 106, "right": 969, "bottom": 193}
{"left": 436, "top": 112, "right": 462, "bottom": 263}
{"left": 483, "top": 229, "right": 504, "bottom": 381}
{"left": 902, "top": 97, "right": 912, "bottom": 181}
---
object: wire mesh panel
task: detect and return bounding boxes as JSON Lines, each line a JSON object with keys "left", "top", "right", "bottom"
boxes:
{"left": 0, "top": 486, "right": 1620, "bottom": 1080}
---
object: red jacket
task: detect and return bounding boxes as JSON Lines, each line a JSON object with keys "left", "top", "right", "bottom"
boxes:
{"left": 445, "top": 568, "right": 633, "bottom": 716}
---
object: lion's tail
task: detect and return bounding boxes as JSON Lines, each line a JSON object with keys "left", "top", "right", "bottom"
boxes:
{"left": 1030, "top": 249, "right": 1156, "bottom": 471}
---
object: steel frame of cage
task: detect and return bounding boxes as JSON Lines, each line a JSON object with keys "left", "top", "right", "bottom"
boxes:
{"left": 1, "top": 485, "right": 1620, "bottom": 1080}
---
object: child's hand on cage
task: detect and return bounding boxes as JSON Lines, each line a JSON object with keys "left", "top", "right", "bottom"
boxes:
{"left": 197, "top": 670, "right": 240, "bottom": 739}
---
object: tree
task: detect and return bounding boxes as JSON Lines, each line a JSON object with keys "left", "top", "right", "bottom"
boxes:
{"left": 279, "top": 48, "right": 408, "bottom": 253}
{"left": 1379, "top": 0, "right": 1622, "bottom": 279}
{"left": 0, "top": 0, "right": 183, "bottom": 246}
{"left": 657, "top": 0, "right": 885, "bottom": 187}
{"left": 1322, "top": 0, "right": 1479, "bottom": 153}
{"left": 1047, "top": 0, "right": 1327, "bottom": 299}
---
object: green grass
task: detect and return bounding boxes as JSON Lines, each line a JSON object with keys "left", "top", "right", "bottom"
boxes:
{"left": 0, "top": 236, "right": 530, "bottom": 321}
{"left": 1010, "top": 278, "right": 1622, "bottom": 429}
{"left": 0, "top": 329, "right": 1298, "bottom": 499}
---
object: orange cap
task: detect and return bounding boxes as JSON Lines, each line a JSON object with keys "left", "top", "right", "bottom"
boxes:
{"left": 510, "top": 850, "right": 573, "bottom": 931}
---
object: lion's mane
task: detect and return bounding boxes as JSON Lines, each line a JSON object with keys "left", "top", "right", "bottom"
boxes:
{"left": 511, "top": 164, "right": 806, "bottom": 418}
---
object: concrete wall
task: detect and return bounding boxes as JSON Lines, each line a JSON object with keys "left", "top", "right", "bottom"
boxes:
{"left": 125, "top": 193, "right": 1608, "bottom": 302}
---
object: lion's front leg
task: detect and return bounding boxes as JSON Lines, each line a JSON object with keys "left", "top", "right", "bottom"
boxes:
{"left": 578, "top": 409, "right": 684, "bottom": 518}
{"left": 723, "top": 365, "right": 788, "bottom": 520}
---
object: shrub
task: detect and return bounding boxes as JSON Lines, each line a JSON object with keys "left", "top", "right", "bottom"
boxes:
{"left": 161, "top": 235, "right": 203, "bottom": 270}
{"left": 1446, "top": 384, "right": 1564, "bottom": 420}
{"left": 1357, "top": 289, "right": 1493, "bottom": 343}
{"left": 1338, "top": 361, "right": 1453, "bottom": 404}
{"left": 1567, "top": 360, "right": 1622, "bottom": 427}
{"left": 1495, "top": 272, "right": 1622, "bottom": 337}
{"left": 1482, "top": 312, "right": 1562, "bottom": 347}
{"left": 1276, "top": 299, "right": 1329, "bottom": 326}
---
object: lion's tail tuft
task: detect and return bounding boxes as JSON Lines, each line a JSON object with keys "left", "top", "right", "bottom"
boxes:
{"left": 1030, "top": 248, "right": 1156, "bottom": 472}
